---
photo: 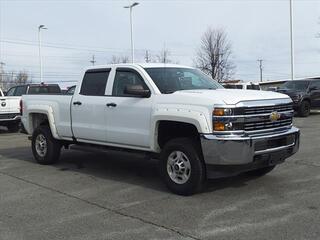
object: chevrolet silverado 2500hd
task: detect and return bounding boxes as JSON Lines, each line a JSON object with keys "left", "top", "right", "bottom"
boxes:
{"left": 21, "top": 64, "right": 300, "bottom": 195}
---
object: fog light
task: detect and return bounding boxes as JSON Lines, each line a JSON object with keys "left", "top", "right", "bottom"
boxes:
{"left": 214, "top": 122, "right": 225, "bottom": 131}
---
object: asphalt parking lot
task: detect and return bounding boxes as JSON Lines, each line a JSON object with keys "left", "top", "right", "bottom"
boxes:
{"left": 1, "top": 113, "right": 320, "bottom": 240}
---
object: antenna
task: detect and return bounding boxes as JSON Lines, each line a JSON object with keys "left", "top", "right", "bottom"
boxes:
{"left": 257, "top": 59, "right": 263, "bottom": 82}
{"left": 90, "top": 55, "right": 96, "bottom": 66}
{"left": 145, "top": 50, "right": 150, "bottom": 63}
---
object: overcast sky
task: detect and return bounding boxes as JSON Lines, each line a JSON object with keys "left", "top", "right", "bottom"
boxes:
{"left": 0, "top": 0, "right": 319, "bottom": 87}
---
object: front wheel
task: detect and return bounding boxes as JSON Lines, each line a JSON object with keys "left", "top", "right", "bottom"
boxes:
{"left": 159, "top": 138, "right": 206, "bottom": 196}
{"left": 32, "top": 125, "right": 61, "bottom": 165}
{"left": 298, "top": 100, "right": 310, "bottom": 117}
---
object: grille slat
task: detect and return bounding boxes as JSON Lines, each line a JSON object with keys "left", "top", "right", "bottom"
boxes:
{"left": 243, "top": 103, "right": 293, "bottom": 132}
{"left": 244, "top": 103, "right": 293, "bottom": 115}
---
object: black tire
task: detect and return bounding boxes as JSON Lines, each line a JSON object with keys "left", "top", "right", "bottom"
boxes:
{"left": 31, "top": 125, "right": 61, "bottom": 165}
{"left": 246, "top": 166, "right": 275, "bottom": 177}
{"left": 298, "top": 100, "right": 310, "bottom": 117}
{"left": 159, "top": 138, "right": 206, "bottom": 196}
{"left": 7, "top": 122, "right": 20, "bottom": 132}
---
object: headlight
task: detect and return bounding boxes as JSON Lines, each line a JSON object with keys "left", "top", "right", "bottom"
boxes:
{"left": 213, "top": 108, "right": 244, "bottom": 132}
{"left": 213, "top": 108, "right": 233, "bottom": 116}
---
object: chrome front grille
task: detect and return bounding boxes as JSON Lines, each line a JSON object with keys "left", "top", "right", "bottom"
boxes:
{"left": 244, "top": 103, "right": 293, "bottom": 132}
{"left": 244, "top": 118, "right": 292, "bottom": 131}
{"left": 244, "top": 103, "right": 293, "bottom": 115}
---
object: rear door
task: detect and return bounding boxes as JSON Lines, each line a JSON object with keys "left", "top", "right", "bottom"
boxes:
{"left": 71, "top": 69, "right": 110, "bottom": 143}
{"left": 309, "top": 80, "right": 320, "bottom": 108}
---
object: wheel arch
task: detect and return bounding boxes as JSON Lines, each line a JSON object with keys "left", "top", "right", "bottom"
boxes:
{"left": 26, "top": 107, "right": 59, "bottom": 139}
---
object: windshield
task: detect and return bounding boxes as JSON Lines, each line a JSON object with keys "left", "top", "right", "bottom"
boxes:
{"left": 144, "top": 67, "right": 223, "bottom": 93}
{"left": 281, "top": 81, "right": 310, "bottom": 91}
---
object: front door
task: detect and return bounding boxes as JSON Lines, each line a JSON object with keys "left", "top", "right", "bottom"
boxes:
{"left": 105, "top": 68, "right": 153, "bottom": 148}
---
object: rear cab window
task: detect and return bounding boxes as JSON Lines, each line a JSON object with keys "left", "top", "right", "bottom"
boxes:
{"left": 28, "top": 85, "right": 61, "bottom": 95}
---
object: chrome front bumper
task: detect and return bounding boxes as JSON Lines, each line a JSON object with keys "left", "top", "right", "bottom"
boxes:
{"left": 200, "top": 126, "right": 300, "bottom": 167}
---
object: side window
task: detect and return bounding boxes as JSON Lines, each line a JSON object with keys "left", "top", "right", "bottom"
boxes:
{"left": 310, "top": 81, "right": 320, "bottom": 90}
{"left": 112, "top": 70, "right": 148, "bottom": 97}
{"left": 14, "top": 86, "right": 28, "bottom": 96}
{"left": 80, "top": 69, "right": 110, "bottom": 96}
{"left": 6, "top": 87, "right": 16, "bottom": 96}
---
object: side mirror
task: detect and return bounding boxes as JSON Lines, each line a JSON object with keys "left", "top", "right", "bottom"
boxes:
{"left": 124, "top": 84, "right": 151, "bottom": 98}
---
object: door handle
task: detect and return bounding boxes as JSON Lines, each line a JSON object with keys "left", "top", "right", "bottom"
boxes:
{"left": 106, "top": 103, "right": 117, "bottom": 107}
{"left": 73, "top": 101, "right": 82, "bottom": 105}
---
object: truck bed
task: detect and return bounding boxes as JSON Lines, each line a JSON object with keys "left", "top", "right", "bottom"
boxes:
{"left": 22, "top": 95, "right": 73, "bottom": 138}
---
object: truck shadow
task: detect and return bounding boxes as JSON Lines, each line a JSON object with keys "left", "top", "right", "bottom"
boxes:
{"left": 0, "top": 146, "right": 256, "bottom": 194}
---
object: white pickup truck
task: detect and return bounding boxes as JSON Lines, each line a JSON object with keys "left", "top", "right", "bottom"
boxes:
{"left": 21, "top": 64, "right": 300, "bottom": 195}
{"left": 0, "top": 88, "right": 21, "bottom": 132}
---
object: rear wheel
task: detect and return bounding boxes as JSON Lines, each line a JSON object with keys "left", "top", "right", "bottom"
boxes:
{"left": 159, "top": 138, "right": 206, "bottom": 195}
{"left": 298, "top": 100, "right": 310, "bottom": 117}
{"left": 32, "top": 125, "right": 61, "bottom": 165}
{"left": 246, "top": 166, "right": 275, "bottom": 177}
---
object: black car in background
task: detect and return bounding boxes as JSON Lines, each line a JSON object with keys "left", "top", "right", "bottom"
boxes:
{"left": 277, "top": 79, "right": 320, "bottom": 117}
{"left": 6, "top": 84, "right": 61, "bottom": 96}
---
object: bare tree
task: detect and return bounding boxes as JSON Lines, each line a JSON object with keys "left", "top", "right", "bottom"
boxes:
{"left": 14, "top": 71, "right": 29, "bottom": 85}
{"left": 194, "top": 28, "right": 235, "bottom": 82}
{"left": 109, "top": 55, "right": 130, "bottom": 64}
{"left": 156, "top": 47, "right": 172, "bottom": 63}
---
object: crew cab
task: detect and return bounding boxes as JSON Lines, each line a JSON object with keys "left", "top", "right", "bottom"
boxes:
{"left": 21, "top": 64, "right": 300, "bottom": 195}
{"left": 0, "top": 87, "right": 21, "bottom": 132}
{"left": 276, "top": 79, "right": 320, "bottom": 117}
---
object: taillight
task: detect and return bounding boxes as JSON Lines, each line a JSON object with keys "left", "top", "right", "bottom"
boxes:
{"left": 20, "top": 99, "right": 23, "bottom": 115}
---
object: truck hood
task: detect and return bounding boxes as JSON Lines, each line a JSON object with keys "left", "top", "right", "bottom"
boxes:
{"left": 173, "top": 89, "right": 290, "bottom": 105}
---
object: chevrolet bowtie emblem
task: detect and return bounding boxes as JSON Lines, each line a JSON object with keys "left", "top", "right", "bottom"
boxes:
{"left": 270, "top": 111, "right": 281, "bottom": 122}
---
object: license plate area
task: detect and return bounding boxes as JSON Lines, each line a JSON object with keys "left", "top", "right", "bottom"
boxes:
{"left": 254, "top": 134, "right": 295, "bottom": 152}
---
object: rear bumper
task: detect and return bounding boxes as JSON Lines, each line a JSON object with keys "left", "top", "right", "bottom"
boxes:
{"left": 200, "top": 127, "right": 300, "bottom": 178}
{"left": 0, "top": 113, "right": 21, "bottom": 125}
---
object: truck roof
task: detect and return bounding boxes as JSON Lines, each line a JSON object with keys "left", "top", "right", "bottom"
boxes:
{"left": 85, "top": 63, "right": 193, "bottom": 71}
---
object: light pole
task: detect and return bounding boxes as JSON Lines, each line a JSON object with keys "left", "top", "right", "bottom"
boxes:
{"left": 289, "top": 0, "right": 294, "bottom": 80}
{"left": 124, "top": 2, "right": 139, "bottom": 63}
{"left": 38, "top": 25, "right": 47, "bottom": 83}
